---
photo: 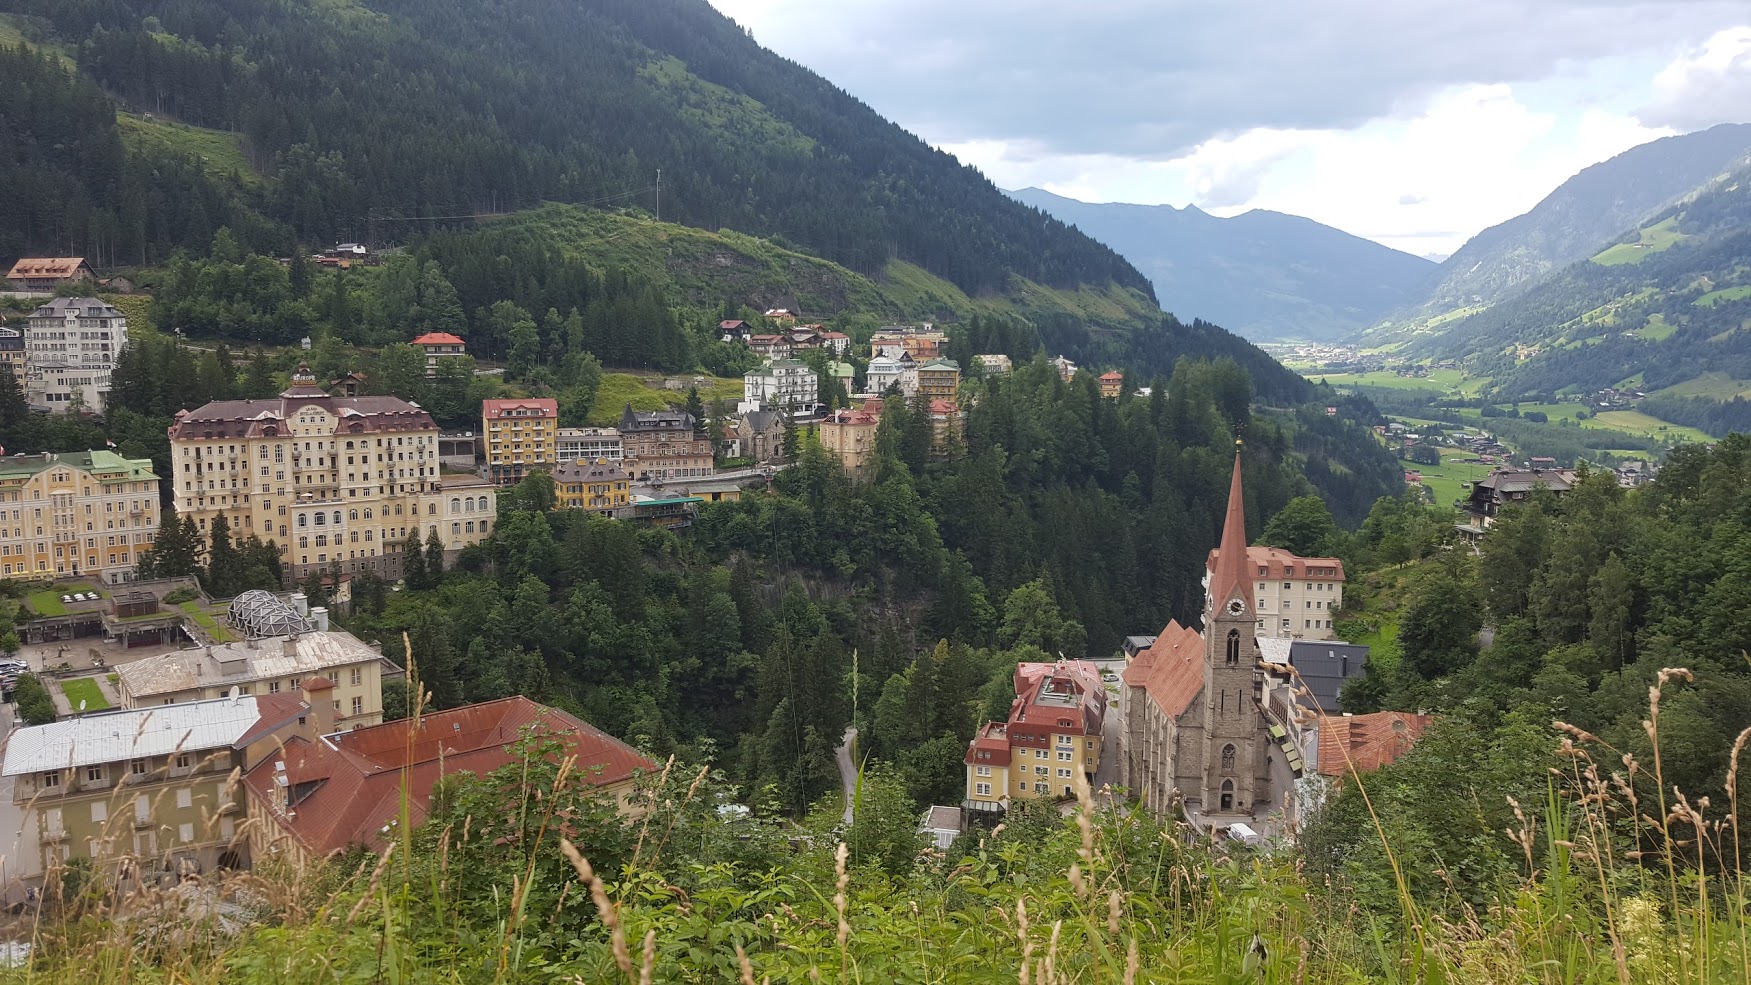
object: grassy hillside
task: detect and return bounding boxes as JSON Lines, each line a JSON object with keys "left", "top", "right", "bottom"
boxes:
{"left": 478, "top": 204, "right": 1162, "bottom": 329}
{"left": 114, "top": 112, "right": 260, "bottom": 187}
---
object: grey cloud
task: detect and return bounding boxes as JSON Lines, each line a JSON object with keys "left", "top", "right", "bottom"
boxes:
{"left": 722, "top": 0, "right": 1747, "bottom": 159}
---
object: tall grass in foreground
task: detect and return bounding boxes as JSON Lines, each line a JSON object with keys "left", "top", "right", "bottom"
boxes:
{"left": 1, "top": 666, "right": 1748, "bottom": 983}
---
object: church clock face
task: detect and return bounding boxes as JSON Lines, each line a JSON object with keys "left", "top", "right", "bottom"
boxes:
{"left": 1226, "top": 598, "right": 1245, "bottom": 616}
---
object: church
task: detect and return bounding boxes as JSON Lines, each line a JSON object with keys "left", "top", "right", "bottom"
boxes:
{"left": 1119, "top": 446, "right": 1410, "bottom": 833}
{"left": 1121, "top": 448, "right": 1294, "bottom": 826}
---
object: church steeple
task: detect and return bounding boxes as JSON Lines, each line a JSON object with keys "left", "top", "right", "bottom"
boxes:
{"left": 1209, "top": 443, "right": 1250, "bottom": 617}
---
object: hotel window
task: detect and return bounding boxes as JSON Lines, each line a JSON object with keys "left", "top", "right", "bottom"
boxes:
{"left": 975, "top": 783, "right": 991, "bottom": 796}
{"left": 86, "top": 766, "right": 104, "bottom": 783}
{"left": 350, "top": 668, "right": 362, "bottom": 686}
{"left": 1034, "top": 783, "right": 1049, "bottom": 794}
{"left": 1057, "top": 768, "right": 1072, "bottom": 778}
{"left": 41, "top": 771, "right": 59, "bottom": 788}
{"left": 975, "top": 766, "right": 991, "bottom": 777}
{"left": 1058, "top": 751, "right": 1073, "bottom": 761}
{"left": 130, "top": 759, "right": 147, "bottom": 776}
{"left": 175, "top": 753, "right": 190, "bottom": 769}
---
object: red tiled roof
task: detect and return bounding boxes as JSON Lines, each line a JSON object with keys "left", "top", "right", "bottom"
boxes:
{"left": 482, "top": 398, "right": 557, "bottom": 418}
{"left": 1099, "top": 371, "right": 1124, "bottom": 381}
{"left": 233, "top": 693, "right": 311, "bottom": 748}
{"left": 928, "top": 398, "right": 959, "bottom": 415}
{"left": 411, "top": 332, "right": 464, "bottom": 346}
{"left": 1121, "top": 620, "right": 1205, "bottom": 718}
{"left": 1317, "top": 712, "right": 1433, "bottom": 777}
{"left": 1207, "top": 545, "right": 1346, "bottom": 582}
{"left": 302, "top": 676, "right": 336, "bottom": 692}
{"left": 963, "top": 722, "right": 1012, "bottom": 767}
{"left": 1011, "top": 660, "right": 1106, "bottom": 736}
{"left": 241, "top": 696, "right": 652, "bottom": 858}
{"left": 6, "top": 257, "right": 88, "bottom": 280}
{"left": 170, "top": 392, "right": 436, "bottom": 441}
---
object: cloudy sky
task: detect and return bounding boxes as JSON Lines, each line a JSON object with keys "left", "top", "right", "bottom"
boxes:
{"left": 707, "top": 1, "right": 1751, "bottom": 259}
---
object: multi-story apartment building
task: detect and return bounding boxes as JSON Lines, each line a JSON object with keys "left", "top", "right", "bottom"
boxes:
{"left": 116, "top": 629, "right": 397, "bottom": 729}
{"left": 483, "top": 398, "right": 558, "bottom": 485}
{"left": 169, "top": 363, "right": 470, "bottom": 582}
{"left": 973, "top": 354, "right": 1012, "bottom": 376}
{"left": 0, "top": 450, "right": 159, "bottom": 583}
{"left": 556, "top": 426, "right": 624, "bottom": 463}
{"left": 617, "top": 405, "right": 712, "bottom": 481}
{"left": 554, "top": 459, "right": 631, "bottom": 514}
{"left": 1099, "top": 372, "right": 1125, "bottom": 398}
{"left": 964, "top": 660, "right": 1106, "bottom": 814}
{"left": 819, "top": 403, "right": 882, "bottom": 477}
{"left": 916, "top": 358, "right": 961, "bottom": 402}
{"left": 410, "top": 332, "right": 466, "bottom": 376}
{"left": 928, "top": 398, "right": 965, "bottom": 459}
{"left": 1200, "top": 545, "right": 1346, "bottom": 640}
{"left": 0, "top": 324, "right": 23, "bottom": 385}
{"left": 870, "top": 327, "right": 946, "bottom": 360}
{"left": 0, "top": 691, "right": 315, "bottom": 887}
{"left": 864, "top": 354, "right": 915, "bottom": 397}
{"left": 25, "top": 297, "right": 127, "bottom": 412}
{"left": 742, "top": 359, "right": 818, "bottom": 415}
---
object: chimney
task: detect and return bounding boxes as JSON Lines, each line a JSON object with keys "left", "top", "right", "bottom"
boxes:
{"left": 290, "top": 592, "right": 309, "bottom": 618}
{"left": 299, "top": 677, "right": 337, "bottom": 736}
{"left": 282, "top": 637, "right": 298, "bottom": 658}
{"left": 311, "top": 607, "right": 329, "bottom": 632}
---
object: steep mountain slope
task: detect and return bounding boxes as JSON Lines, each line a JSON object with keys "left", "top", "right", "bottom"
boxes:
{"left": 2, "top": 0, "right": 1149, "bottom": 305}
{"left": 1010, "top": 188, "right": 1436, "bottom": 342}
{"left": 1416, "top": 164, "right": 1751, "bottom": 406}
{"left": 1362, "top": 123, "right": 1751, "bottom": 346}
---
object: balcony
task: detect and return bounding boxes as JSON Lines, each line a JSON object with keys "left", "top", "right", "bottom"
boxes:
{"left": 40, "top": 828, "right": 67, "bottom": 844}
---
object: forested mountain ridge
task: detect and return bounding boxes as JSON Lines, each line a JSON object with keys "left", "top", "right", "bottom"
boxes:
{"left": 1398, "top": 162, "right": 1751, "bottom": 413}
{"left": 1010, "top": 187, "right": 1437, "bottom": 343}
{"left": 0, "top": 0, "right": 1151, "bottom": 305}
{"left": 1360, "top": 122, "right": 1751, "bottom": 347}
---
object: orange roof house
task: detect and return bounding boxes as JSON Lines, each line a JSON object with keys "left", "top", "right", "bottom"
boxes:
{"left": 1099, "top": 371, "right": 1124, "bottom": 398}
{"left": 1316, "top": 711, "right": 1433, "bottom": 778}
{"left": 242, "top": 696, "right": 651, "bottom": 864}
{"left": 6, "top": 257, "right": 94, "bottom": 290}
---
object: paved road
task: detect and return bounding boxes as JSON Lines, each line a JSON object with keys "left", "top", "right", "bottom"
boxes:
{"left": 835, "top": 726, "right": 858, "bottom": 824}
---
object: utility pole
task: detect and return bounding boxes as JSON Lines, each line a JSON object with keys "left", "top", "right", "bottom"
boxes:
{"left": 655, "top": 168, "right": 661, "bottom": 223}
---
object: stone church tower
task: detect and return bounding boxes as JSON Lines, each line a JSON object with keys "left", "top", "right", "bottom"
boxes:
{"left": 1198, "top": 446, "right": 1271, "bottom": 816}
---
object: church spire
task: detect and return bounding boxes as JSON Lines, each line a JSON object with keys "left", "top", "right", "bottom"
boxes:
{"left": 1209, "top": 443, "right": 1250, "bottom": 616}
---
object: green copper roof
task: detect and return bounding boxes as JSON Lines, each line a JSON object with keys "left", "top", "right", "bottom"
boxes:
{"left": 0, "top": 450, "right": 158, "bottom": 483}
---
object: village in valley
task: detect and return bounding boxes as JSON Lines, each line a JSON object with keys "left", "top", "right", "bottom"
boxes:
{"left": 0, "top": 244, "right": 1466, "bottom": 894}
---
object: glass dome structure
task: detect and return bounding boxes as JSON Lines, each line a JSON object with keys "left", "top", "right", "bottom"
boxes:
{"left": 228, "top": 589, "right": 313, "bottom": 639}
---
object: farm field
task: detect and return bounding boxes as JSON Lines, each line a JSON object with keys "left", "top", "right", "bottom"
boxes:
{"left": 1401, "top": 447, "right": 1496, "bottom": 510}
{"left": 1652, "top": 372, "right": 1751, "bottom": 399}
{"left": 1306, "top": 367, "right": 1490, "bottom": 397}
{"left": 1591, "top": 216, "right": 1685, "bottom": 266}
{"left": 1588, "top": 409, "right": 1713, "bottom": 443}
{"left": 1695, "top": 285, "right": 1751, "bottom": 307}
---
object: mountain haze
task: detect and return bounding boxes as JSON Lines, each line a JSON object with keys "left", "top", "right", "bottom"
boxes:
{"left": 1009, "top": 187, "right": 1436, "bottom": 342}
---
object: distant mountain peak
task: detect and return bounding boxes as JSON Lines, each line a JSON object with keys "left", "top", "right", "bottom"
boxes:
{"left": 1007, "top": 188, "right": 1435, "bottom": 342}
